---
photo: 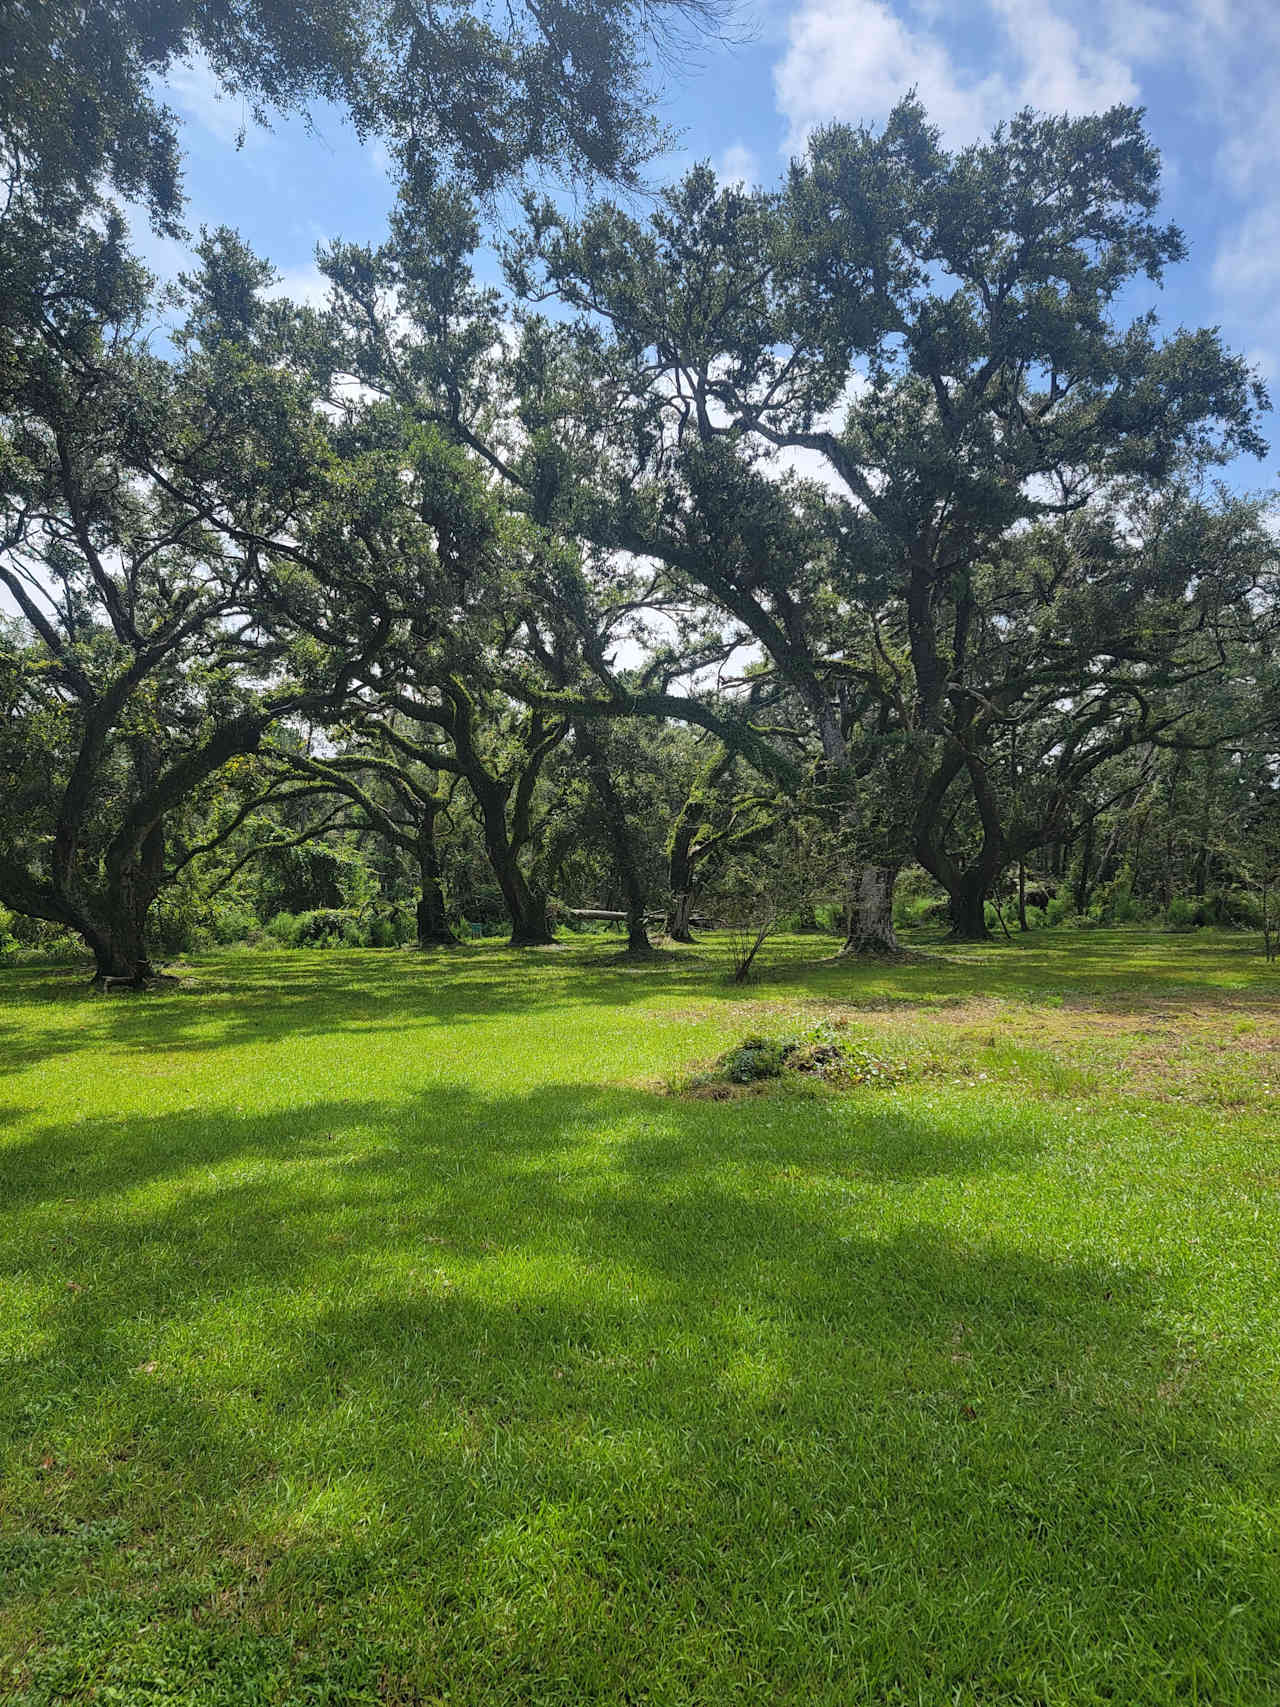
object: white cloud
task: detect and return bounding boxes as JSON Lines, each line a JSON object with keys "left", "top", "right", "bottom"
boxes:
{"left": 1212, "top": 205, "right": 1280, "bottom": 383}
{"left": 1181, "top": 0, "right": 1280, "bottom": 385}
{"left": 1213, "top": 205, "right": 1280, "bottom": 304}
{"left": 987, "top": 0, "right": 1137, "bottom": 114}
{"left": 716, "top": 142, "right": 762, "bottom": 188}
{"left": 167, "top": 52, "right": 264, "bottom": 149}
{"left": 265, "top": 265, "right": 332, "bottom": 311}
{"left": 775, "top": 0, "right": 1140, "bottom": 156}
{"left": 776, "top": 0, "right": 1006, "bottom": 153}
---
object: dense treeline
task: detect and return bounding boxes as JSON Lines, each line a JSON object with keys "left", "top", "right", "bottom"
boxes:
{"left": 2, "top": 3, "right": 1278, "bottom": 982}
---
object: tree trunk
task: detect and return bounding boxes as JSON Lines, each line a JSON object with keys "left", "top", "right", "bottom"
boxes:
{"left": 576, "top": 722, "right": 651, "bottom": 955}
{"left": 416, "top": 893, "right": 456, "bottom": 948}
{"left": 88, "top": 832, "right": 163, "bottom": 986}
{"left": 915, "top": 822, "right": 993, "bottom": 944}
{"left": 666, "top": 759, "right": 716, "bottom": 943}
{"left": 1194, "top": 756, "right": 1215, "bottom": 900}
{"left": 666, "top": 827, "right": 699, "bottom": 942}
{"left": 946, "top": 873, "right": 991, "bottom": 941}
{"left": 1017, "top": 860, "right": 1028, "bottom": 932}
{"left": 415, "top": 809, "right": 457, "bottom": 947}
{"left": 87, "top": 924, "right": 155, "bottom": 986}
{"left": 1073, "top": 818, "right": 1095, "bottom": 916}
{"left": 87, "top": 893, "right": 156, "bottom": 986}
{"left": 840, "top": 864, "right": 900, "bottom": 955}
{"left": 474, "top": 786, "right": 554, "bottom": 947}
{"left": 498, "top": 860, "right": 553, "bottom": 946}
{"left": 667, "top": 888, "right": 696, "bottom": 943}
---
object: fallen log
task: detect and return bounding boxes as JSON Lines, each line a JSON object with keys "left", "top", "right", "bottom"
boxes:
{"left": 567, "top": 907, "right": 715, "bottom": 928}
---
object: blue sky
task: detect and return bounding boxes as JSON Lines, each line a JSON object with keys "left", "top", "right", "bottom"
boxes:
{"left": 141, "top": 0, "right": 1279, "bottom": 487}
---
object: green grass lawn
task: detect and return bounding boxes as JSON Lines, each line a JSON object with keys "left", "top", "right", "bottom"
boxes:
{"left": 2, "top": 929, "right": 1279, "bottom": 1705}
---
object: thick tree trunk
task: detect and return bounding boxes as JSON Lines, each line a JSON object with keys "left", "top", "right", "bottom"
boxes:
{"left": 666, "top": 830, "right": 699, "bottom": 942}
{"left": 500, "top": 865, "right": 553, "bottom": 946}
{"left": 946, "top": 876, "right": 991, "bottom": 941}
{"left": 666, "top": 751, "right": 728, "bottom": 942}
{"left": 87, "top": 835, "right": 163, "bottom": 986}
{"left": 86, "top": 895, "right": 156, "bottom": 987}
{"left": 474, "top": 787, "right": 553, "bottom": 947}
{"left": 1194, "top": 757, "right": 1215, "bottom": 900}
{"left": 416, "top": 893, "right": 456, "bottom": 947}
{"left": 840, "top": 864, "right": 900, "bottom": 955}
{"left": 86, "top": 925, "right": 155, "bottom": 986}
{"left": 915, "top": 812, "right": 995, "bottom": 944}
{"left": 415, "top": 810, "right": 457, "bottom": 947}
{"left": 489, "top": 850, "right": 552, "bottom": 946}
{"left": 667, "top": 888, "right": 696, "bottom": 943}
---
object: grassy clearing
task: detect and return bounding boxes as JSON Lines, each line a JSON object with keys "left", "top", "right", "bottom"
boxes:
{"left": 1, "top": 929, "right": 1279, "bottom": 1705}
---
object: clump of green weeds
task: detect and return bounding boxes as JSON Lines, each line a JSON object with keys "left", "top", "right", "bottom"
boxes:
{"left": 685, "top": 1019, "right": 908, "bottom": 1096}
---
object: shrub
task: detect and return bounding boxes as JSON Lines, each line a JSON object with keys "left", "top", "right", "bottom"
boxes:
{"left": 294, "top": 909, "right": 359, "bottom": 947}
{"left": 1203, "top": 887, "right": 1262, "bottom": 930}
{"left": 209, "top": 901, "right": 260, "bottom": 945}
{"left": 1165, "top": 897, "right": 1199, "bottom": 931}
{"left": 1102, "top": 889, "right": 1153, "bottom": 924}
{"left": 1, "top": 914, "right": 81, "bottom": 959}
{"left": 894, "top": 894, "right": 947, "bottom": 930}
{"left": 149, "top": 898, "right": 209, "bottom": 957}
{"left": 367, "top": 911, "right": 415, "bottom": 948}
{"left": 266, "top": 910, "right": 304, "bottom": 947}
{"left": 0, "top": 907, "right": 17, "bottom": 967}
{"left": 1066, "top": 910, "right": 1103, "bottom": 929}
{"left": 265, "top": 907, "right": 414, "bottom": 949}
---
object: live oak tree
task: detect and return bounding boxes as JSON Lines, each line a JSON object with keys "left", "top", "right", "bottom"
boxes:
{"left": 0, "top": 0, "right": 734, "bottom": 979}
{"left": 894, "top": 490, "right": 1280, "bottom": 934}
{"left": 12, "top": 61, "right": 1277, "bottom": 975}
{"left": 368, "top": 682, "right": 570, "bottom": 948}
{"left": 310, "top": 186, "right": 771, "bottom": 944}
{"left": 511, "top": 98, "right": 1269, "bottom": 937}
{"left": 0, "top": 232, "right": 419, "bottom": 981}
{"left": 261, "top": 388, "right": 574, "bottom": 947}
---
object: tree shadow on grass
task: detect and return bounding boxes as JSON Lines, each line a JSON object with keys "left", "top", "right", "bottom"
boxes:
{"left": 1, "top": 1078, "right": 1277, "bottom": 1702}
{"left": 0, "top": 1078, "right": 1046, "bottom": 1216}
{"left": 0, "top": 947, "right": 773, "bottom": 1077}
{"left": 3, "top": 932, "right": 1276, "bottom": 1081}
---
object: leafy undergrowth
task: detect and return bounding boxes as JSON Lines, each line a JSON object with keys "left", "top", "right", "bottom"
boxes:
{"left": 680, "top": 1018, "right": 911, "bottom": 1098}
{"left": 1, "top": 930, "right": 1279, "bottom": 1705}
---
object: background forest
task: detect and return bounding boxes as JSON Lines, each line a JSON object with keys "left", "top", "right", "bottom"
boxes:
{"left": 1, "top": 1, "right": 1277, "bottom": 983}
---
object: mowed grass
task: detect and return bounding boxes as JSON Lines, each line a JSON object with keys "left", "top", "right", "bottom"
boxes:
{"left": 1, "top": 929, "right": 1279, "bottom": 1705}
